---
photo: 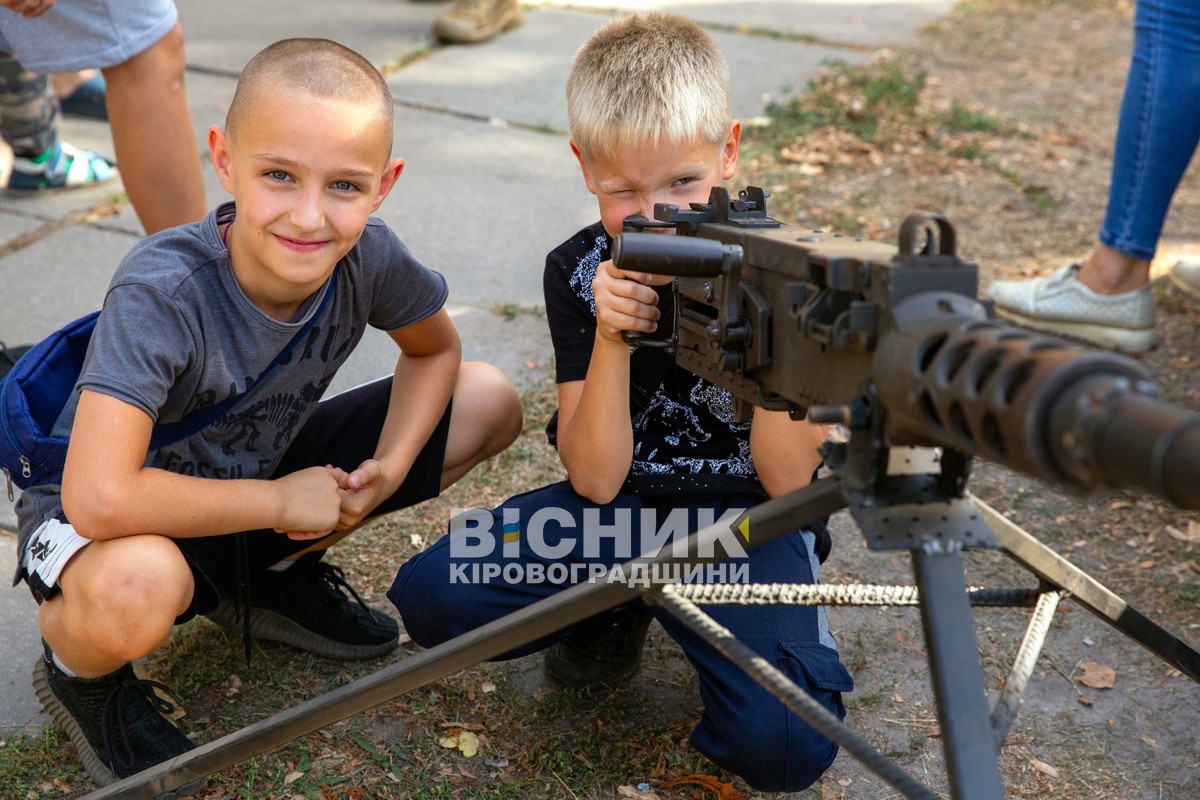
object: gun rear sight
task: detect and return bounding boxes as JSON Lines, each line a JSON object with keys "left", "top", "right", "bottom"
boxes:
{"left": 613, "top": 186, "right": 1200, "bottom": 510}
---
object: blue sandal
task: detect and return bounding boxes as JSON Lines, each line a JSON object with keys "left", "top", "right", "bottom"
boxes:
{"left": 59, "top": 74, "right": 107, "bottom": 121}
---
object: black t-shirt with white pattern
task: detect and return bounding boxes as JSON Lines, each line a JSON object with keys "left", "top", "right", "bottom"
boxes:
{"left": 543, "top": 221, "right": 760, "bottom": 489}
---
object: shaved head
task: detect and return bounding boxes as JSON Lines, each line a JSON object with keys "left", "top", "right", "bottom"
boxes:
{"left": 226, "top": 38, "right": 394, "bottom": 155}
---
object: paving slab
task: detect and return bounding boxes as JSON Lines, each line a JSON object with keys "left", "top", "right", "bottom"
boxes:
{"left": 374, "top": 104, "right": 594, "bottom": 308}
{"left": 0, "top": 534, "right": 47, "bottom": 736}
{"left": 177, "top": 0, "right": 442, "bottom": 76}
{"left": 540, "top": 0, "right": 957, "bottom": 46}
{"left": 0, "top": 224, "right": 140, "bottom": 343}
{"left": 0, "top": 209, "right": 45, "bottom": 248}
{"left": 329, "top": 305, "right": 553, "bottom": 398}
{"left": 389, "top": 6, "right": 864, "bottom": 133}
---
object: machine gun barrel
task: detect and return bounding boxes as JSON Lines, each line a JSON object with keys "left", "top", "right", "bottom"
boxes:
{"left": 873, "top": 304, "right": 1200, "bottom": 509}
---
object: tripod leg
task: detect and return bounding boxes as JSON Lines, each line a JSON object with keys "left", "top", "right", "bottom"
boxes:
{"left": 913, "top": 544, "right": 1005, "bottom": 800}
{"left": 971, "top": 494, "right": 1200, "bottom": 683}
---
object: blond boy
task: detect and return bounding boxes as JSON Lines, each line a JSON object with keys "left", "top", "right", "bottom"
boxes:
{"left": 14, "top": 38, "right": 522, "bottom": 793}
{"left": 390, "top": 14, "right": 851, "bottom": 792}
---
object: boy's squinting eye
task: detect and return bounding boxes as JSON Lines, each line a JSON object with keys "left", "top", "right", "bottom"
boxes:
{"left": 673, "top": 176, "right": 697, "bottom": 188}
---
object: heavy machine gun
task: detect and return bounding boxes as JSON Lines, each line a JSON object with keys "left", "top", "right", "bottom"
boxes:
{"left": 608, "top": 186, "right": 1199, "bottom": 798}
{"left": 615, "top": 185, "right": 1198, "bottom": 511}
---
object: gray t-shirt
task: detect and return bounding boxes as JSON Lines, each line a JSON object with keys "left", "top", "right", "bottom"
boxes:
{"left": 16, "top": 201, "right": 447, "bottom": 539}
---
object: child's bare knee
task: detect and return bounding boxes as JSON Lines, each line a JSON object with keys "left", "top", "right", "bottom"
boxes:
{"left": 64, "top": 536, "right": 191, "bottom": 658}
{"left": 459, "top": 361, "right": 523, "bottom": 448}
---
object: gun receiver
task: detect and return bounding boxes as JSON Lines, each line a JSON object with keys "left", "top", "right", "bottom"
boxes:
{"left": 614, "top": 186, "right": 1200, "bottom": 510}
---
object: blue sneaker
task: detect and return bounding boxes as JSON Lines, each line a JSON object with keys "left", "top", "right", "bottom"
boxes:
{"left": 7, "top": 141, "right": 116, "bottom": 193}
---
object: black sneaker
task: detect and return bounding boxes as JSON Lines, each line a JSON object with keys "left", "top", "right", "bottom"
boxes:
{"left": 206, "top": 557, "right": 399, "bottom": 660}
{"left": 32, "top": 642, "right": 204, "bottom": 797}
{"left": 544, "top": 601, "right": 656, "bottom": 691}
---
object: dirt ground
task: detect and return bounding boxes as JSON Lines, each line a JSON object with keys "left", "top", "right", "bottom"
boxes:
{"left": 5, "top": 1, "right": 1198, "bottom": 799}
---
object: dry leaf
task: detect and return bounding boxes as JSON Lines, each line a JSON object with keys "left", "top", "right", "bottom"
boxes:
{"left": 1077, "top": 661, "right": 1116, "bottom": 689}
{"left": 661, "top": 775, "right": 748, "bottom": 800}
{"left": 1138, "top": 559, "right": 1156, "bottom": 569}
{"left": 1166, "top": 522, "right": 1200, "bottom": 543}
{"left": 438, "top": 731, "right": 479, "bottom": 756}
{"left": 1141, "top": 736, "right": 1157, "bottom": 748}
{"left": 481, "top": 681, "right": 497, "bottom": 694}
{"left": 457, "top": 731, "right": 480, "bottom": 757}
{"left": 617, "top": 785, "right": 662, "bottom": 800}
{"left": 284, "top": 771, "right": 304, "bottom": 785}
{"left": 1030, "top": 759, "right": 1059, "bottom": 778}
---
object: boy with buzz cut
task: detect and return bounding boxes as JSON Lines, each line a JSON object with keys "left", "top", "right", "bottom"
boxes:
{"left": 390, "top": 13, "right": 852, "bottom": 793}
{"left": 13, "top": 38, "right": 523, "bottom": 794}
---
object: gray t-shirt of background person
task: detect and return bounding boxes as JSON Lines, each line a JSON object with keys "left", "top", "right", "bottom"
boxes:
{"left": 15, "top": 201, "right": 448, "bottom": 544}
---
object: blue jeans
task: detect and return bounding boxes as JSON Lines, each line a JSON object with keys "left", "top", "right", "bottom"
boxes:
{"left": 1101, "top": 0, "right": 1200, "bottom": 261}
{"left": 389, "top": 481, "right": 853, "bottom": 792}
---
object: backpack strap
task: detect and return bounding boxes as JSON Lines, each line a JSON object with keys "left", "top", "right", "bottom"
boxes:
{"left": 149, "top": 270, "right": 336, "bottom": 450}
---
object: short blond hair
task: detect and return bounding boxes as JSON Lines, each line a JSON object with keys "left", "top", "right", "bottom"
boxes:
{"left": 226, "top": 38, "right": 393, "bottom": 153}
{"left": 566, "top": 13, "right": 731, "bottom": 161}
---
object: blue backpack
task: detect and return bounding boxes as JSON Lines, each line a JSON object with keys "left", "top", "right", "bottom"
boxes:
{"left": 1, "top": 279, "right": 333, "bottom": 497}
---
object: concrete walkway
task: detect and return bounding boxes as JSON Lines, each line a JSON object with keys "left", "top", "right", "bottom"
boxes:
{"left": 0, "top": 0, "right": 954, "bottom": 734}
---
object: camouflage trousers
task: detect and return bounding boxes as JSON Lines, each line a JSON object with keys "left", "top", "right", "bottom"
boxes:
{"left": 0, "top": 52, "right": 55, "bottom": 157}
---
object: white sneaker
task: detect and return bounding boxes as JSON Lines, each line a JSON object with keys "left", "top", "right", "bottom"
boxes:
{"left": 1170, "top": 259, "right": 1200, "bottom": 301}
{"left": 986, "top": 262, "right": 1156, "bottom": 353}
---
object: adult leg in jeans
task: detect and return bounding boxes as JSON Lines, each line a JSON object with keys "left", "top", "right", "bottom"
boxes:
{"left": 1091, "top": 0, "right": 1200, "bottom": 291}
{"left": 102, "top": 22, "right": 206, "bottom": 234}
{"left": 986, "top": 0, "right": 1200, "bottom": 351}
